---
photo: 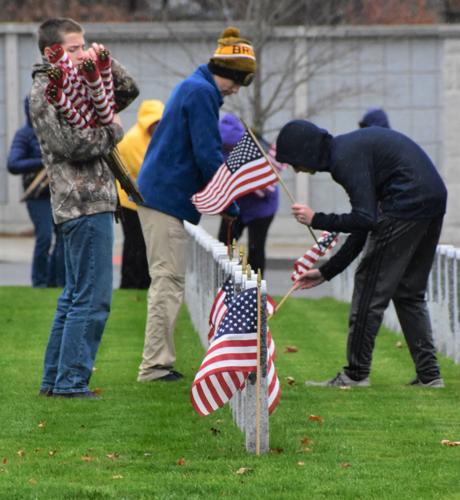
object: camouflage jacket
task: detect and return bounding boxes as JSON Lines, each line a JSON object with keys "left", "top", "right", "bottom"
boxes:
{"left": 29, "top": 58, "right": 139, "bottom": 224}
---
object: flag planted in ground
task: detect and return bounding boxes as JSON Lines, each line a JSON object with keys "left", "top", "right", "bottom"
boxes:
{"left": 191, "top": 132, "right": 278, "bottom": 215}
{"left": 291, "top": 231, "right": 339, "bottom": 282}
{"left": 267, "top": 329, "right": 280, "bottom": 415}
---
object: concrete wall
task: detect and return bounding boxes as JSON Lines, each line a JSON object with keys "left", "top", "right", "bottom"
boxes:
{"left": 0, "top": 23, "right": 459, "bottom": 246}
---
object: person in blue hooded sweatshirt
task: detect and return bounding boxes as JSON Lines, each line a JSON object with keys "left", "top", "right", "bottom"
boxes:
{"left": 275, "top": 120, "right": 447, "bottom": 389}
{"left": 136, "top": 27, "right": 256, "bottom": 382}
{"left": 7, "top": 96, "right": 65, "bottom": 288}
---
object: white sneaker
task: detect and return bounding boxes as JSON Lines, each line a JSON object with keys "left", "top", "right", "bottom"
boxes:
{"left": 305, "top": 372, "right": 370, "bottom": 387}
{"left": 408, "top": 377, "right": 445, "bottom": 388}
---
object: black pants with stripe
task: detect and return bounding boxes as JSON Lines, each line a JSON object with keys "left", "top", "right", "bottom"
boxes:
{"left": 345, "top": 215, "right": 443, "bottom": 383}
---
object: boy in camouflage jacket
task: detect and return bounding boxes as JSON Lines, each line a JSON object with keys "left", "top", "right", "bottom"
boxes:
{"left": 30, "top": 18, "right": 139, "bottom": 398}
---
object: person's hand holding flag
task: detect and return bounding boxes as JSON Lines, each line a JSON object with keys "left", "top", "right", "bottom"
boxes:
{"left": 294, "top": 268, "right": 325, "bottom": 290}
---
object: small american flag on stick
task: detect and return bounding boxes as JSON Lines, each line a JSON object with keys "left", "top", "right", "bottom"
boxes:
{"left": 191, "top": 132, "right": 278, "bottom": 215}
{"left": 291, "top": 231, "right": 339, "bottom": 282}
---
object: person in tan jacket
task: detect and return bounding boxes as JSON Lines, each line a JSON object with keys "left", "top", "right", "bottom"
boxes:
{"left": 116, "top": 100, "right": 164, "bottom": 289}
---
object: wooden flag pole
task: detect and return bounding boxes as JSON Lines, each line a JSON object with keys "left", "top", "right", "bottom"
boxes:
{"left": 20, "top": 169, "right": 49, "bottom": 202}
{"left": 240, "top": 118, "right": 319, "bottom": 247}
{"left": 268, "top": 283, "right": 298, "bottom": 321}
{"left": 256, "top": 270, "right": 262, "bottom": 456}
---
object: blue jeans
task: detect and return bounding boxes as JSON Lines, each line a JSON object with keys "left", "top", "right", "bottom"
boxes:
{"left": 26, "top": 198, "right": 53, "bottom": 287}
{"left": 40, "top": 213, "right": 114, "bottom": 394}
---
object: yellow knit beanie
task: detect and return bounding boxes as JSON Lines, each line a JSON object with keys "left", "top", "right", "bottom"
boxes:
{"left": 208, "top": 27, "right": 256, "bottom": 86}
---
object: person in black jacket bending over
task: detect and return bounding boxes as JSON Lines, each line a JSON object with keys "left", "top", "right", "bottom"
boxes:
{"left": 276, "top": 120, "right": 447, "bottom": 389}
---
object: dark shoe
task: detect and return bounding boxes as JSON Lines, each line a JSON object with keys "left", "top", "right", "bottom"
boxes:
{"left": 305, "top": 372, "right": 370, "bottom": 387}
{"left": 53, "top": 390, "right": 101, "bottom": 399}
{"left": 156, "top": 371, "right": 183, "bottom": 382}
{"left": 38, "top": 388, "right": 53, "bottom": 397}
{"left": 408, "top": 377, "right": 445, "bottom": 388}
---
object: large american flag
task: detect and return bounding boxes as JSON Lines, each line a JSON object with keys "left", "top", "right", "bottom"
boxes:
{"left": 191, "top": 287, "right": 258, "bottom": 416}
{"left": 291, "top": 231, "right": 339, "bottom": 281}
{"left": 191, "top": 132, "right": 278, "bottom": 215}
{"left": 191, "top": 287, "right": 280, "bottom": 416}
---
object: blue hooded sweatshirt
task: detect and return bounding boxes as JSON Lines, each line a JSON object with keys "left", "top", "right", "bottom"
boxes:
{"left": 7, "top": 97, "right": 48, "bottom": 198}
{"left": 138, "top": 65, "right": 225, "bottom": 225}
{"left": 276, "top": 120, "right": 447, "bottom": 280}
{"left": 359, "top": 107, "right": 390, "bottom": 128}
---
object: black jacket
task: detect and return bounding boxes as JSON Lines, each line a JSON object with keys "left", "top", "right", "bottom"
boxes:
{"left": 276, "top": 120, "right": 447, "bottom": 280}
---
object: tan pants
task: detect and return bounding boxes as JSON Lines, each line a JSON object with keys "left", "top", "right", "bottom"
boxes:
{"left": 137, "top": 206, "right": 187, "bottom": 381}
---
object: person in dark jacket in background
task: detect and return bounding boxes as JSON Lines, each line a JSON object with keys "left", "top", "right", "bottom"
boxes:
{"left": 217, "top": 113, "right": 279, "bottom": 276}
{"left": 276, "top": 120, "right": 447, "bottom": 389}
{"left": 358, "top": 107, "right": 390, "bottom": 129}
{"left": 7, "top": 97, "right": 64, "bottom": 288}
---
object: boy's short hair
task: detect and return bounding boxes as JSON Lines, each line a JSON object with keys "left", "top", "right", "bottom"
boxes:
{"left": 38, "top": 18, "right": 83, "bottom": 54}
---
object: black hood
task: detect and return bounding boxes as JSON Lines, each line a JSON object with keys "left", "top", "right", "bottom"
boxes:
{"left": 275, "top": 120, "right": 332, "bottom": 172}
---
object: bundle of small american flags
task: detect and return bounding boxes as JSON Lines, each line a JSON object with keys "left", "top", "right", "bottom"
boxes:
{"left": 44, "top": 44, "right": 143, "bottom": 203}
{"left": 291, "top": 231, "right": 339, "bottom": 281}
{"left": 191, "top": 131, "right": 278, "bottom": 215}
{"left": 45, "top": 44, "right": 115, "bottom": 128}
{"left": 191, "top": 283, "right": 280, "bottom": 417}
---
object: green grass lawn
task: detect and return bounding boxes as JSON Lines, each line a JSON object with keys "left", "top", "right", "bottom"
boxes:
{"left": 0, "top": 287, "right": 459, "bottom": 500}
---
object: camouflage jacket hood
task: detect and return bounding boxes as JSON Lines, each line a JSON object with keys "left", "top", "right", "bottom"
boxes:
{"left": 29, "top": 58, "right": 139, "bottom": 224}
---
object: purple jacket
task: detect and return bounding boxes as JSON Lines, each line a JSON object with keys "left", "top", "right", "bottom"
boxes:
{"left": 219, "top": 113, "right": 279, "bottom": 224}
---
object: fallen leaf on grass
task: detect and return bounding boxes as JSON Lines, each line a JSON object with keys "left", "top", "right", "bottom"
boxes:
{"left": 395, "top": 341, "right": 403, "bottom": 349}
{"left": 17, "top": 450, "right": 25, "bottom": 457}
{"left": 81, "top": 455, "right": 94, "bottom": 462}
{"left": 112, "top": 474, "right": 123, "bottom": 479}
{"left": 28, "top": 478, "right": 37, "bottom": 485}
{"left": 300, "top": 437, "right": 313, "bottom": 446}
{"left": 143, "top": 452, "right": 152, "bottom": 457}
{"left": 235, "top": 467, "right": 253, "bottom": 475}
{"left": 297, "top": 461, "right": 305, "bottom": 466}
{"left": 106, "top": 453, "right": 119, "bottom": 460}
{"left": 176, "top": 457, "right": 186, "bottom": 466}
{"left": 340, "top": 462, "right": 352, "bottom": 468}
{"left": 93, "top": 387, "right": 103, "bottom": 395}
{"left": 1, "top": 458, "right": 7, "bottom": 465}
{"left": 284, "top": 345, "right": 298, "bottom": 353}
{"left": 285, "top": 376, "right": 296, "bottom": 386}
{"left": 210, "top": 427, "right": 221, "bottom": 436}
{"left": 299, "top": 447, "right": 313, "bottom": 453}
{"left": 270, "top": 447, "right": 284, "bottom": 454}
{"left": 38, "top": 421, "right": 46, "bottom": 429}
{"left": 441, "top": 440, "right": 460, "bottom": 447}
{"left": 308, "top": 415, "right": 323, "bottom": 424}
{"left": 48, "top": 450, "right": 57, "bottom": 457}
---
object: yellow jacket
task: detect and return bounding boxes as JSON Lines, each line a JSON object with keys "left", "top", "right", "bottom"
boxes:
{"left": 116, "top": 99, "right": 164, "bottom": 210}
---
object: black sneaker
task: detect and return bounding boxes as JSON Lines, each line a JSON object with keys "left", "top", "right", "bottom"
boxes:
{"left": 305, "top": 372, "right": 370, "bottom": 387}
{"left": 157, "top": 371, "right": 183, "bottom": 382}
{"left": 408, "top": 377, "right": 445, "bottom": 388}
{"left": 53, "top": 390, "right": 101, "bottom": 399}
{"left": 38, "top": 388, "right": 53, "bottom": 397}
